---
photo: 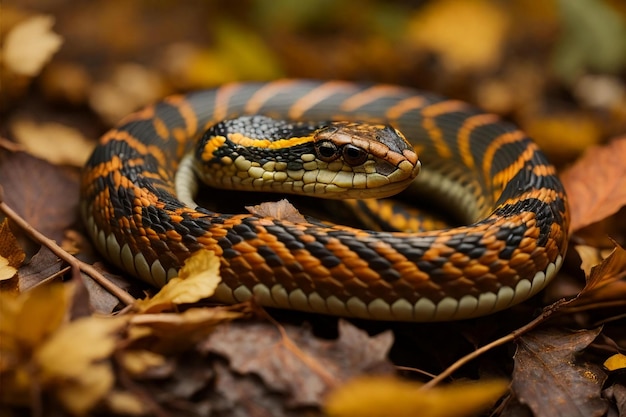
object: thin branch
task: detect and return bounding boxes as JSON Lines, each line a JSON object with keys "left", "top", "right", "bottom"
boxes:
{"left": 0, "top": 194, "right": 136, "bottom": 306}
{"left": 421, "top": 299, "right": 569, "bottom": 389}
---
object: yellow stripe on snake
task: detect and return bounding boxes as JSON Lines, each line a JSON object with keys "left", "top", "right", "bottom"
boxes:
{"left": 80, "top": 80, "right": 569, "bottom": 321}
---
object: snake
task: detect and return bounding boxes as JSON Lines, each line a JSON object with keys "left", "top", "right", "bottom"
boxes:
{"left": 80, "top": 80, "right": 569, "bottom": 321}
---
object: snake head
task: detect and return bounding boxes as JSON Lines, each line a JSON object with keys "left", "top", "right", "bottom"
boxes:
{"left": 194, "top": 116, "right": 420, "bottom": 199}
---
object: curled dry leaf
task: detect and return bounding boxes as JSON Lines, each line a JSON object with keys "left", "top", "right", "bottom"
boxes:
{"left": 561, "top": 137, "right": 626, "bottom": 232}
{"left": 1, "top": 14, "right": 63, "bottom": 76}
{"left": 571, "top": 242, "right": 626, "bottom": 308}
{"left": 325, "top": 377, "right": 508, "bottom": 417}
{"left": 513, "top": 327, "right": 607, "bottom": 417}
{"left": 246, "top": 198, "right": 308, "bottom": 224}
{"left": 134, "top": 249, "right": 221, "bottom": 314}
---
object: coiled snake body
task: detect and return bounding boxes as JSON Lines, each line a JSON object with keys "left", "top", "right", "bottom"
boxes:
{"left": 81, "top": 80, "right": 569, "bottom": 321}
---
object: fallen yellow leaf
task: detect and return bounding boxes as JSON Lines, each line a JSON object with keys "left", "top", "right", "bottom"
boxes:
{"left": 405, "top": 0, "right": 509, "bottom": 72}
{"left": 119, "top": 349, "right": 167, "bottom": 376}
{"left": 10, "top": 118, "right": 96, "bottom": 167}
{"left": 2, "top": 15, "right": 63, "bottom": 76}
{"left": 0, "top": 257, "right": 17, "bottom": 281}
{"left": 604, "top": 353, "right": 626, "bottom": 371}
{"left": 35, "top": 315, "right": 128, "bottom": 416}
{"left": 105, "top": 390, "right": 148, "bottom": 416}
{"left": 325, "top": 376, "right": 508, "bottom": 417}
{"left": 1, "top": 283, "right": 70, "bottom": 352}
{"left": 134, "top": 249, "right": 221, "bottom": 314}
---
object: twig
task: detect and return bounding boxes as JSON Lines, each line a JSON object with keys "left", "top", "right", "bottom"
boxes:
{"left": 420, "top": 299, "right": 569, "bottom": 389}
{"left": 0, "top": 190, "right": 136, "bottom": 306}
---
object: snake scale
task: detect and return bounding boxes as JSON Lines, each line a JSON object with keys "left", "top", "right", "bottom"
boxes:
{"left": 81, "top": 80, "right": 569, "bottom": 321}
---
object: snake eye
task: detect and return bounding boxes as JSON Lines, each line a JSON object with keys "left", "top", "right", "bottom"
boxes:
{"left": 315, "top": 140, "right": 340, "bottom": 162}
{"left": 342, "top": 144, "right": 368, "bottom": 166}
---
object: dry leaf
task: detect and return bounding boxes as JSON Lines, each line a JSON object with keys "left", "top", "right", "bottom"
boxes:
{"left": 523, "top": 112, "right": 601, "bottom": 160}
{"left": 105, "top": 390, "right": 148, "bottom": 416}
{"left": 1, "top": 14, "right": 63, "bottom": 76}
{"left": 1, "top": 283, "right": 71, "bottom": 352}
{"left": 0, "top": 218, "right": 25, "bottom": 274}
{"left": 119, "top": 350, "right": 167, "bottom": 376}
{"left": 405, "top": 0, "right": 509, "bottom": 72}
{"left": 129, "top": 307, "right": 241, "bottom": 354}
{"left": 0, "top": 257, "right": 17, "bottom": 281}
{"left": 570, "top": 242, "right": 626, "bottom": 308}
{"left": 325, "top": 377, "right": 508, "bottom": 417}
{"left": 202, "top": 320, "right": 394, "bottom": 406}
{"left": 89, "top": 63, "right": 166, "bottom": 124}
{"left": 0, "top": 151, "right": 80, "bottom": 243}
{"left": 134, "top": 249, "right": 221, "bottom": 314}
{"left": 35, "top": 315, "right": 128, "bottom": 416}
{"left": 561, "top": 137, "right": 626, "bottom": 232}
{"left": 10, "top": 118, "right": 95, "bottom": 167}
{"left": 513, "top": 327, "right": 608, "bottom": 417}
{"left": 604, "top": 353, "right": 626, "bottom": 371}
{"left": 17, "top": 246, "right": 63, "bottom": 292}
{"left": 0, "top": 283, "right": 71, "bottom": 407}
{"left": 246, "top": 199, "right": 308, "bottom": 223}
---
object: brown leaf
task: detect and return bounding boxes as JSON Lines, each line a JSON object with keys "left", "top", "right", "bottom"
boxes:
{"left": 325, "top": 377, "right": 508, "bottom": 417}
{"left": 0, "top": 151, "right": 80, "bottom": 243}
{"left": 246, "top": 199, "right": 308, "bottom": 224}
{"left": 0, "top": 218, "right": 26, "bottom": 271}
{"left": 570, "top": 242, "right": 626, "bottom": 308}
{"left": 512, "top": 327, "right": 608, "bottom": 417}
{"left": 201, "top": 320, "right": 394, "bottom": 407}
{"left": 561, "top": 137, "right": 626, "bottom": 232}
{"left": 17, "top": 246, "right": 62, "bottom": 291}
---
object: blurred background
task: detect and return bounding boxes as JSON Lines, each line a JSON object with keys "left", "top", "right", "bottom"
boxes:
{"left": 1, "top": 0, "right": 625, "bottom": 164}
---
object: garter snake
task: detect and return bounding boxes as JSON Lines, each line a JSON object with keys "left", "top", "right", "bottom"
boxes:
{"left": 81, "top": 80, "right": 569, "bottom": 321}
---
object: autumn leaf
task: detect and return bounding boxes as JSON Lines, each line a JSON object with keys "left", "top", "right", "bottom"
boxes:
{"left": 134, "top": 249, "right": 221, "bottom": 314}
{"left": 35, "top": 315, "right": 128, "bottom": 416}
{"left": 246, "top": 198, "right": 308, "bottom": 223}
{"left": 10, "top": 118, "right": 95, "bottom": 167}
{"left": 0, "top": 283, "right": 71, "bottom": 354}
{"left": 0, "top": 151, "right": 80, "bottom": 244}
{"left": 325, "top": 377, "right": 508, "bottom": 417}
{"left": 201, "top": 320, "right": 394, "bottom": 406}
{"left": 560, "top": 137, "right": 626, "bottom": 232}
{"left": 405, "top": 0, "right": 509, "bottom": 72}
{"left": 568, "top": 242, "right": 626, "bottom": 309}
{"left": 128, "top": 307, "right": 241, "bottom": 354}
{"left": 1, "top": 15, "right": 63, "bottom": 76}
{"left": 512, "top": 327, "right": 608, "bottom": 417}
{"left": 604, "top": 353, "right": 626, "bottom": 372}
{"left": 0, "top": 283, "right": 71, "bottom": 407}
{"left": 0, "top": 218, "right": 25, "bottom": 280}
